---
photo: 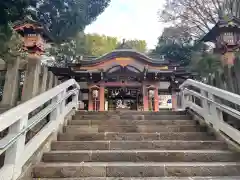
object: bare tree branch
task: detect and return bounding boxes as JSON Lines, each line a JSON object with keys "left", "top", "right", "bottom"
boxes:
{"left": 159, "top": 0, "right": 240, "bottom": 38}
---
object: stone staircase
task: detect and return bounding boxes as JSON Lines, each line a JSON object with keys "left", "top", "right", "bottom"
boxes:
{"left": 32, "top": 111, "right": 240, "bottom": 179}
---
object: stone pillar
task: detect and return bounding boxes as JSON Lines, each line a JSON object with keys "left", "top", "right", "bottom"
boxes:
{"left": 39, "top": 66, "right": 48, "bottom": 94}
{"left": 172, "top": 92, "right": 177, "bottom": 111}
{"left": 221, "top": 52, "right": 236, "bottom": 93}
{"left": 47, "top": 71, "right": 54, "bottom": 90}
{"left": 88, "top": 89, "right": 93, "bottom": 111}
{"left": 142, "top": 83, "right": 149, "bottom": 111}
{"left": 22, "top": 58, "right": 41, "bottom": 102}
{"left": 99, "top": 86, "right": 105, "bottom": 111}
{"left": 154, "top": 87, "right": 159, "bottom": 112}
{"left": 1, "top": 58, "right": 20, "bottom": 107}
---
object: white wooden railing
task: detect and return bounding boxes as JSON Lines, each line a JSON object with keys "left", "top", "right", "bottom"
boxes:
{"left": 180, "top": 79, "right": 240, "bottom": 145}
{"left": 0, "top": 79, "right": 80, "bottom": 180}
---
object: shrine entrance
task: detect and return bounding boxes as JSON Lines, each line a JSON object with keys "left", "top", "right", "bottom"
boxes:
{"left": 106, "top": 87, "right": 142, "bottom": 111}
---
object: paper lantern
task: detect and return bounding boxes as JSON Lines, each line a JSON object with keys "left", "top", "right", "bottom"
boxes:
{"left": 92, "top": 89, "right": 99, "bottom": 98}
{"left": 148, "top": 89, "right": 155, "bottom": 98}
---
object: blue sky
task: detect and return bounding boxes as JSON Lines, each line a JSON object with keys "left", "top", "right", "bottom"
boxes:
{"left": 85, "top": 0, "right": 166, "bottom": 49}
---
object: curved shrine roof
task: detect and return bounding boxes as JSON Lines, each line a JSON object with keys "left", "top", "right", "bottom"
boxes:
{"left": 78, "top": 49, "right": 168, "bottom": 66}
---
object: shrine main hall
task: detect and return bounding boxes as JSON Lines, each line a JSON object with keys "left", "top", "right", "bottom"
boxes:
{"left": 49, "top": 44, "right": 193, "bottom": 112}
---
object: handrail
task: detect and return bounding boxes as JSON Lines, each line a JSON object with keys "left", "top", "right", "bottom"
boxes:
{"left": 0, "top": 79, "right": 79, "bottom": 132}
{"left": 0, "top": 79, "right": 80, "bottom": 180}
{"left": 180, "top": 79, "right": 240, "bottom": 145}
{"left": 183, "top": 88, "right": 240, "bottom": 120}
{"left": 0, "top": 89, "right": 77, "bottom": 151}
{"left": 180, "top": 79, "right": 240, "bottom": 107}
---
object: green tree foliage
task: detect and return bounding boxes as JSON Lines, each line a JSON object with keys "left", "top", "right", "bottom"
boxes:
{"left": 152, "top": 27, "right": 194, "bottom": 65}
{"left": 85, "top": 34, "right": 118, "bottom": 56}
{"left": 190, "top": 53, "right": 221, "bottom": 78}
{"left": 1, "top": 0, "right": 111, "bottom": 42}
{"left": 0, "top": 30, "right": 26, "bottom": 64}
{"left": 48, "top": 41, "right": 77, "bottom": 67}
{"left": 124, "top": 40, "right": 147, "bottom": 53}
{"left": 152, "top": 25, "right": 221, "bottom": 80}
{"left": 0, "top": 0, "right": 30, "bottom": 58}
{"left": 153, "top": 41, "right": 193, "bottom": 65}
{"left": 1, "top": 0, "right": 111, "bottom": 65}
{"left": 35, "top": 0, "right": 111, "bottom": 42}
{"left": 48, "top": 33, "right": 148, "bottom": 66}
{"left": 48, "top": 33, "right": 119, "bottom": 67}
{"left": 0, "top": 1, "right": 30, "bottom": 26}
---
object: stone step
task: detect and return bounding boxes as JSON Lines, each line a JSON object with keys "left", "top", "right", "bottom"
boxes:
{"left": 32, "top": 177, "right": 240, "bottom": 180}
{"left": 74, "top": 115, "right": 191, "bottom": 120}
{"left": 33, "top": 162, "right": 240, "bottom": 178}
{"left": 120, "top": 111, "right": 187, "bottom": 115}
{"left": 75, "top": 110, "right": 187, "bottom": 116}
{"left": 42, "top": 150, "right": 240, "bottom": 163}
{"left": 69, "top": 119, "right": 196, "bottom": 126}
{"left": 51, "top": 140, "right": 228, "bottom": 151}
{"left": 58, "top": 132, "right": 216, "bottom": 141}
{"left": 63, "top": 125, "right": 205, "bottom": 133}
{"left": 119, "top": 115, "right": 192, "bottom": 120}
{"left": 74, "top": 115, "right": 111, "bottom": 120}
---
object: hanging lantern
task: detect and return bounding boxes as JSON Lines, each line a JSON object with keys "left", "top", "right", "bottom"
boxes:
{"left": 148, "top": 89, "right": 155, "bottom": 98}
{"left": 92, "top": 89, "right": 99, "bottom": 98}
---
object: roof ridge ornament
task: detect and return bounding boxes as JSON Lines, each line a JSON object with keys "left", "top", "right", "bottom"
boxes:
{"left": 116, "top": 38, "right": 133, "bottom": 50}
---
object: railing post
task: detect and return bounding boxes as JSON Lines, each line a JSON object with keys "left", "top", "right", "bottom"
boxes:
{"left": 47, "top": 72, "right": 54, "bottom": 90}
{"left": 208, "top": 93, "right": 222, "bottom": 131}
{"left": 180, "top": 88, "right": 186, "bottom": 110}
{"left": 4, "top": 115, "right": 28, "bottom": 179}
{"left": 60, "top": 90, "right": 67, "bottom": 116}
{"left": 39, "top": 66, "right": 48, "bottom": 94}
{"left": 73, "top": 90, "right": 79, "bottom": 109}
{"left": 50, "top": 93, "right": 62, "bottom": 123}
{"left": 200, "top": 90, "right": 209, "bottom": 122}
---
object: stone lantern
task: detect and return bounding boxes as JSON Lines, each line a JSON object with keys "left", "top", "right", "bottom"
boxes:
{"left": 12, "top": 15, "right": 53, "bottom": 102}
{"left": 201, "top": 16, "right": 240, "bottom": 93}
{"left": 13, "top": 15, "right": 52, "bottom": 58}
{"left": 202, "top": 16, "right": 240, "bottom": 66}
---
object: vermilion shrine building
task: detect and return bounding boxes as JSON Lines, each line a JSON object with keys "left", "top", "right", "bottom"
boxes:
{"left": 49, "top": 43, "right": 193, "bottom": 111}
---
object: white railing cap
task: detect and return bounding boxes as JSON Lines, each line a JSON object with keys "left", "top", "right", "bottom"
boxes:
{"left": 180, "top": 79, "right": 240, "bottom": 107}
{"left": 0, "top": 79, "right": 79, "bottom": 132}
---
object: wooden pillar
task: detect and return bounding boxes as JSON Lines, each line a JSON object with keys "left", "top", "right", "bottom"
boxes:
{"left": 22, "top": 58, "right": 41, "bottom": 102}
{"left": 1, "top": 58, "right": 20, "bottom": 107}
{"left": 88, "top": 89, "right": 93, "bottom": 111}
{"left": 99, "top": 86, "right": 105, "bottom": 111}
{"left": 142, "top": 83, "right": 149, "bottom": 111}
{"left": 172, "top": 92, "right": 177, "bottom": 111}
{"left": 154, "top": 87, "right": 159, "bottom": 112}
